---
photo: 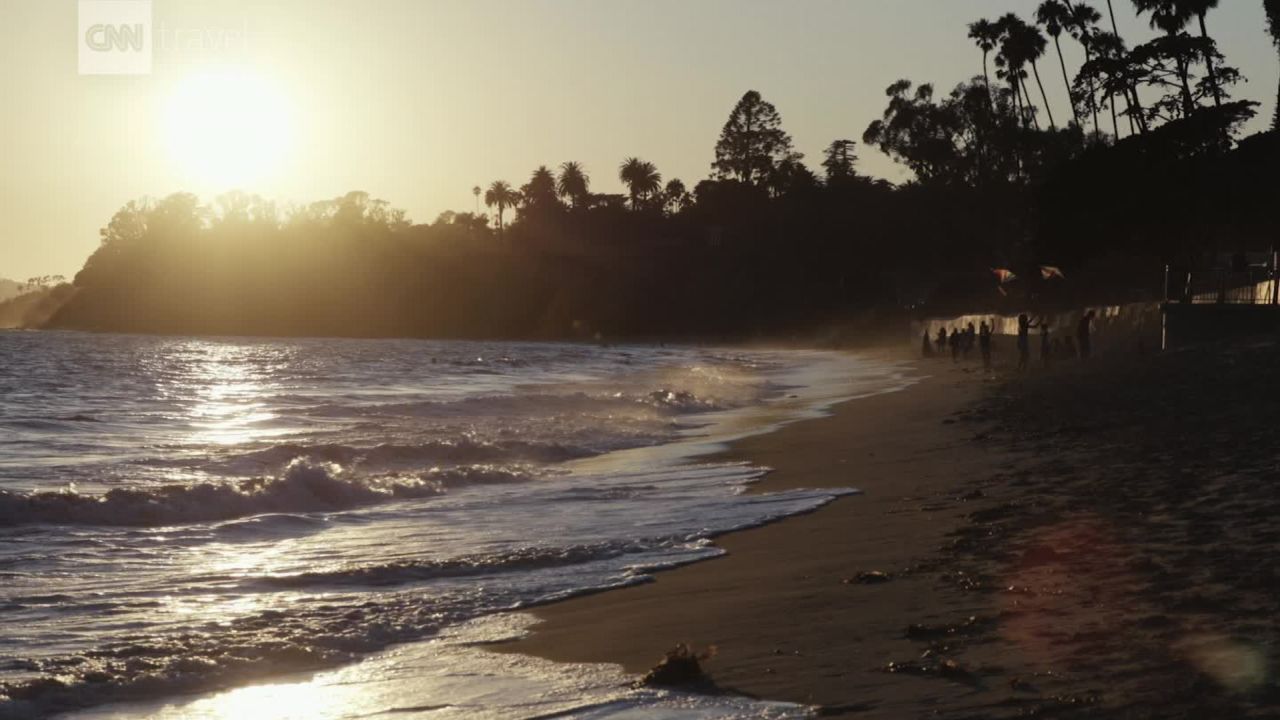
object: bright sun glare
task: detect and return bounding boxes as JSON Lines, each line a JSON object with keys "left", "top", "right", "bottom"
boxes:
{"left": 163, "top": 69, "right": 294, "bottom": 192}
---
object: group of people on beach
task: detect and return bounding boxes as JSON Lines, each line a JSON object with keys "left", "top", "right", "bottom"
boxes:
{"left": 922, "top": 310, "right": 1095, "bottom": 371}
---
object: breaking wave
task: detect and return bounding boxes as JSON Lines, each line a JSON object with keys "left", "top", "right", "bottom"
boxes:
{"left": 218, "top": 438, "right": 596, "bottom": 471}
{"left": 0, "top": 460, "right": 533, "bottom": 528}
{"left": 249, "top": 539, "right": 693, "bottom": 590}
{"left": 0, "top": 536, "right": 716, "bottom": 719}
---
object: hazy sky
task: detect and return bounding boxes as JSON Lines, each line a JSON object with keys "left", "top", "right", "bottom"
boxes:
{"left": 1, "top": 0, "right": 1276, "bottom": 280}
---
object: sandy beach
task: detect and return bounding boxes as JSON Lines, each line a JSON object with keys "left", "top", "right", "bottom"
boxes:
{"left": 500, "top": 343, "right": 1280, "bottom": 717}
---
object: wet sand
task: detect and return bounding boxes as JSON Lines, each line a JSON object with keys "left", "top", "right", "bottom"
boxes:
{"left": 499, "top": 343, "right": 1280, "bottom": 717}
{"left": 496, "top": 361, "right": 1009, "bottom": 715}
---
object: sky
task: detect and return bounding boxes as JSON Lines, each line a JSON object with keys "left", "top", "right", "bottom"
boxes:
{"left": 1, "top": 0, "right": 1277, "bottom": 281}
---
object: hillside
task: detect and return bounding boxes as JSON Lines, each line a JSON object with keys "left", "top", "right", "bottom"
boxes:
{"left": 0, "top": 279, "right": 21, "bottom": 302}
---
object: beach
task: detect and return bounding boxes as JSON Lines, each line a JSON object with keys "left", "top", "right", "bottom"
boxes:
{"left": 3, "top": 337, "right": 911, "bottom": 719}
{"left": 500, "top": 342, "right": 1280, "bottom": 717}
{"left": 496, "top": 360, "right": 1003, "bottom": 714}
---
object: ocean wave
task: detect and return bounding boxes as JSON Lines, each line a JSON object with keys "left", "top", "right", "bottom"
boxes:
{"left": 219, "top": 438, "right": 595, "bottom": 471}
{"left": 306, "top": 387, "right": 740, "bottom": 422}
{"left": 0, "top": 489, "right": 853, "bottom": 719}
{"left": 249, "top": 539, "right": 682, "bottom": 590}
{"left": 0, "top": 550, "right": 660, "bottom": 719}
{"left": 0, "top": 460, "right": 532, "bottom": 528}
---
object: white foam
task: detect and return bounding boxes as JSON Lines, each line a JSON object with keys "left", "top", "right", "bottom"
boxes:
{"left": 67, "top": 615, "right": 814, "bottom": 720}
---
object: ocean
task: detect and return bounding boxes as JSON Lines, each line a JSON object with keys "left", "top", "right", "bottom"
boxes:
{"left": 0, "top": 331, "right": 912, "bottom": 719}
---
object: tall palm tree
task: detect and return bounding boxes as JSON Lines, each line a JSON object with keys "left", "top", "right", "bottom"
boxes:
{"left": 1104, "top": 0, "right": 1140, "bottom": 133}
{"left": 1036, "top": 0, "right": 1082, "bottom": 129}
{"left": 998, "top": 14, "right": 1055, "bottom": 130}
{"left": 1066, "top": 1, "right": 1106, "bottom": 139}
{"left": 1180, "top": 0, "right": 1221, "bottom": 106}
{"left": 995, "top": 18, "right": 1027, "bottom": 126}
{"left": 618, "top": 157, "right": 662, "bottom": 210}
{"left": 968, "top": 19, "right": 1001, "bottom": 107}
{"left": 996, "top": 51, "right": 1029, "bottom": 127}
{"left": 1132, "top": 0, "right": 1197, "bottom": 117}
{"left": 484, "top": 180, "right": 520, "bottom": 238}
{"left": 471, "top": 185, "right": 481, "bottom": 215}
{"left": 1267, "top": 0, "right": 1280, "bottom": 130}
{"left": 556, "top": 161, "right": 590, "bottom": 208}
{"left": 1020, "top": 19, "right": 1057, "bottom": 130}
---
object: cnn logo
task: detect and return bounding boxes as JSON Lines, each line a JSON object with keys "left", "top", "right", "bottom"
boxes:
{"left": 79, "top": 1, "right": 152, "bottom": 75}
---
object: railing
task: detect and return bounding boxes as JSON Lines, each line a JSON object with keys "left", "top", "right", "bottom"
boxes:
{"left": 1165, "top": 266, "right": 1279, "bottom": 306}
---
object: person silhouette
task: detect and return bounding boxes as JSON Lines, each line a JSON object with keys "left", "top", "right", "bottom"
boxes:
{"left": 935, "top": 327, "right": 947, "bottom": 355}
{"left": 1040, "top": 325, "right": 1052, "bottom": 369}
{"left": 922, "top": 330, "right": 934, "bottom": 358}
{"left": 979, "top": 321, "right": 993, "bottom": 370}
{"left": 1017, "top": 314, "right": 1039, "bottom": 371}
{"left": 1077, "top": 310, "right": 1096, "bottom": 361}
{"left": 949, "top": 328, "right": 961, "bottom": 363}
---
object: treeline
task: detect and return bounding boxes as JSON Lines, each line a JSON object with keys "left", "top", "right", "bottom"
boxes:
{"left": 34, "top": 0, "right": 1280, "bottom": 340}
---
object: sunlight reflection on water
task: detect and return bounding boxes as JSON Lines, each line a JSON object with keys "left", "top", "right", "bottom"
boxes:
{"left": 71, "top": 616, "right": 813, "bottom": 720}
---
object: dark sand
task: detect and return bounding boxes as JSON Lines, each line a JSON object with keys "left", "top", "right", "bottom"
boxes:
{"left": 498, "top": 343, "right": 1280, "bottom": 717}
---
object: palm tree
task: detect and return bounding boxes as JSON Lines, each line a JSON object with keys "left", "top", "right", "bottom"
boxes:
{"left": 1132, "top": 0, "right": 1197, "bottom": 117}
{"left": 556, "top": 161, "right": 590, "bottom": 208}
{"left": 995, "top": 18, "right": 1028, "bottom": 126}
{"left": 472, "top": 185, "right": 481, "bottom": 215}
{"left": 1104, "top": 0, "right": 1139, "bottom": 133}
{"left": 968, "top": 19, "right": 1001, "bottom": 107}
{"left": 1020, "top": 19, "right": 1057, "bottom": 130}
{"left": 1267, "top": 0, "right": 1280, "bottom": 130}
{"left": 521, "top": 166, "right": 559, "bottom": 210}
{"left": 1066, "top": 1, "right": 1106, "bottom": 139}
{"left": 1180, "top": 0, "right": 1221, "bottom": 107}
{"left": 618, "top": 157, "right": 662, "bottom": 210}
{"left": 1036, "top": 1, "right": 1082, "bottom": 129}
{"left": 662, "top": 179, "right": 690, "bottom": 215}
{"left": 997, "top": 14, "right": 1054, "bottom": 130}
{"left": 483, "top": 180, "right": 520, "bottom": 238}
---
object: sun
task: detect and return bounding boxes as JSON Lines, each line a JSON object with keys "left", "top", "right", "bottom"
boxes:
{"left": 162, "top": 68, "right": 294, "bottom": 193}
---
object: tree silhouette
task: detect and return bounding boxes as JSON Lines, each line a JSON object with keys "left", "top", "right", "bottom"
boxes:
{"left": 619, "top": 157, "right": 662, "bottom": 209}
{"left": 1105, "top": 0, "right": 1140, "bottom": 133}
{"left": 1268, "top": 0, "right": 1280, "bottom": 130}
{"left": 520, "top": 166, "right": 560, "bottom": 212}
{"left": 1181, "top": 0, "right": 1222, "bottom": 107}
{"left": 968, "top": 19, "right": 1002, "bottom": 108}
{"left": 1065, "top": 2, "right": 1107, "bottom": 139}
{"left": 769, "top": 157, "right": 819, "bottom": 197}
{"left": 1001, "top": 14, "right": 1056, "bottom": 130}
{"left": 484, "top": 180, "right": 520, "bottom": 238}
{"left": 1132, "top": 0, "right": 1197, "bottom": 117}
{"left": 556, "top": 161, "right": 590, "bottom": 208}
{"left": 712, "top": 90, "right": 800, "bottom": 185}
{"left": 995, "top": 16, "right": 1035, "bottom": 127}
{"left": 472, "top": 185, "right": 481, "bottom": 215}
{"left": 1081, "top": 31, "right": 1150, "bottom": 134}
{"left": 662, "top": 179, "right": 692, "bottom": 215}
{"left": 1036, "top": 1, "right": 1082, "bottom": 129}
{"left": 822, "top": 139, "right": 858, "bottom": 181}
{"left": 864, "top": 81, "right": 992, "bottom": 186}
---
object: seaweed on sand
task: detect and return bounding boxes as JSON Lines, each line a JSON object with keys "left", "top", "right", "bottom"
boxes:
{"left": 637, "top": 643, "right": 718, "bottom": 688}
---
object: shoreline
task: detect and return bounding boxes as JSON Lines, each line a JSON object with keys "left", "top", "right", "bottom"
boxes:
{"left": 494, "top": 357, "right": 1007, "bottom": 713}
